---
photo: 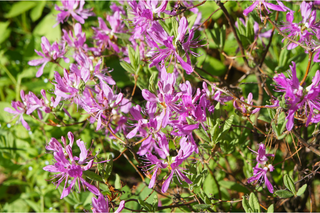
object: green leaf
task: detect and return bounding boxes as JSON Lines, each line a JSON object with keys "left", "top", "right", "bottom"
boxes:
{"left": 5, "top": 2, "right": 37, "bottom": 18}
{"left": 249, "top": 193, "right": 260, "bottom": 213}
{"left": 33, "top": 13, "right": 61, "bottom": 42}
{"left": 275, "top": 190, "right": 294, "bottom": 198}
{"left": 152, "top": 194, "right": 158, "bottom": 211}
{"left": 0, "top": 21, "right": 11, "bottom": 44}
{"left": 24, "top": 199, "right": 41, "bottom": 213}
{"left": 148, "top": 72, "right": 157, "bottom": 94}
{"left": 267, "top": 204, "right": 274, "bottom": 213}
{"left": 220, "top": 25, "right": 226, "bottom": 49}
{"left": 193, "top": 204, "right": 211, "bottom": 210}
{"left": 102, "top": 155, "right": 113, "bottom": 182}
{"left": 138, "top": 198, "right": 153, "bottom": 212}
{"left": 245, "top": 18, "right": 254, "bottom": 42}
{"left": 83, "top": 170, "right": 103, "bottom": 182}
{"left": 219, "top": 180, "right": 250, "bottom": 193}
{"left": 242, "top": 196, "right": 252, "bottom": 213}
{"left": 278, "top": 48, "right": 289, "bottom": 67}
{"left": 284, "top": 174, "right": 296, "bottom": 195}
{"left": 202, "top": 56, "right": 226, "bottom": 77}
{"left": 223, "top": 114, "right": 234, "bottom": 132}
{"left": 30, "top": 1, "right": 46, "bottom": 22}
{"left": 296, "top": 184, "right": 307, "bottom": 196}
{"left": 267, "top": 108, "right": 276, "bottom": 120}
{"left": 194, "top": 128, "right": 211, "bottom": 143}
{"left": 115, "top": 174, "right": 121, "bottom": 189}
{"left": 127, "top": 45, "right": 137, "bottom": 70}
{"left": 120, "top": 61, "right": 135, "bottom": 74}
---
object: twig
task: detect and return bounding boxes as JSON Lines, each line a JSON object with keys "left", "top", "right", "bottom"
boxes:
{"left": 154, "top": 0, "right": 207, "bottom": 21}
{"left": 217, "top": 1, "right": 250, "bottom": 68}
{"left": 123, "top": 153, "right": 145, "bottom": 182}
{"left": 264, "top": 14, "right": 310, "bottom": 51}
{"left": 292, "top": 129, "right": 320, "bottom": 156}
{"left": 113, "top": 148, "right": 127, "bottom": 162}
{"left": 300, "top": 51, "right": 314, "bottom": 86}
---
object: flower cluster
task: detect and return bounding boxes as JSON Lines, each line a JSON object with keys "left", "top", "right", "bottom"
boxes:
{"left": 280, "top": 1, "right": 320, "bottom": 50}
{"left": 247, "top": 144, "right": 275, "bottom": 193}
{"left": 273, "top": 62, "right": 320, "bottom": 131}
{"left": 127, "top": 66, "right": 232, "bottom": 192}
{"left": 4, "top": 0, "right": 320, "bottom": 211}
{"left": 44, "top": 132, "right": 100, "bottom": 199}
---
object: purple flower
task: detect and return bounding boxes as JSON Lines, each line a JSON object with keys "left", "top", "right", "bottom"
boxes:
{"left": 314, "top": 48, "right": 320, "bottom": 63}
{"left": 280, "top": 1, "right": 320, "bottom": 50}
{"left": 28, "top": 37, "right": 69, "bottom": 77}
{"left": 243, "top": 0, "right": 288, "bottom": 17}
{"left": 55, "top": 0, "right": 94, "bottom": 25}
{"left": 161, "top": 137, "right": 194, "bottom": 193}
{"left": 62, "top": 23, "right": 86, "bottom": 49}
{"left": 4, "top": 93, "right": 30, "bottom": 130}
{"left": 46, "top": 132, "right": 75, "bottom": 153}
{"left": 248, "top": 144, "right": 274, "bottom": 166}
{"left": 43, "top": 133, "right": 99, "bottom": 199}
{"left": 128, "top": 0, "right": 168, "bottom": 39}
{"left": 247, "top": 144, "right": 274, "bottom": 193}
{"left": 91, "top": 193, "right": 125, "bottom": 213}
{"left": 142, "top": 153, "right": 168, "bottom": 189}
{"left": 273, "top": 62, "right": 320, "bottom": 130}
{"left": 146, "top": 19, "right": 194, "bottom": 74}
{"left": 92, "top": 8, "right": 126, "bottom": 53}
{"left": 248, "top": 164, "right": 274, "bottom": 193}
{"left": 5, "top": 90, "right": 51, "bottom": 130}
{"left": 233, "top": 93, "right": 260, "bottom": 115}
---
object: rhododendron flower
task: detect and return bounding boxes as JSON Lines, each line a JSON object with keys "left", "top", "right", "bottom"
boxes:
{"left": 91, "top": 193, "right": 125, "bottom": 213}
{"left": 62, "top": 23, "right": 86, "bottom": 49}
{"left": 247, "top": 144, "right": 274, "bottom": 193}
{"left": 248, "top": 164, "right": 274, "bottom": 193}
{"left": 233, "top": 93, "right": 260, "bottom": 115}
{"left": 44, "top": 133, "right": 99, "bottom": 199}
{"left": 273, "top": 62, "right": 320, "bottom": 130}
{"left": 55, "top": 0, "right": 94, "bottom": 25}
{"left": 243, "top": 0, "right": 288, "bottom": 17}
{"left": 28, "top": 37, "right": 69, "bottom": 77}
{"left": 92, "top": 8, "right": 126, "bottom": 53}
{"left": 280, "top": 1, "right": 320, "bottom": 50}
{"left": 146, "top": 19, "right": 194, "bottom": 74}
{"left": 5, "top": 90, "right": 51, "bottom": 130}
{"left": 4, "top": 91, "right": 30, "bottom": 130}
{"left": 128, "top": 0, "right": 168, "bottom": 39}
{"left": 248, "top": 143, "right": 274, "bottom": 167}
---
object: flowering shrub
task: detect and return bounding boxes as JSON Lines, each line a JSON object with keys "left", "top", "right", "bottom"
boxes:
{"left": 1, "top": 0, "right": 320, "bottom": 212}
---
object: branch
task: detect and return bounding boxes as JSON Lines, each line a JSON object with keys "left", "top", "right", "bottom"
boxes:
{"left": 217, "top": 1, "right": 250, "bottom": 68}
{"left": 300, "top": 51, "right": 314, "bottom": 86}
{"left": 292, "top": 129, "right": 320, "bottom": 157}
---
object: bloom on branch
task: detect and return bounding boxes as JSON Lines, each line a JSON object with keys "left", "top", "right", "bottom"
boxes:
{"left": 43, "top": 133, "right": 99, "bottom": 199}
{"left": 91, "top": 193, "right": 125, "bottom": 213}
{"left": 243, "top": 0, "right": 288, "bottom": 17}
{"left": 55, "top": 0, "right": 94, "bottom": 25}
{"left": 273, "top": 62, "right": 320, "bottom": 130}
{"left": 280, "top": 1, "right": 320, "bottom": 50}
{"left": 247, "top": 144, "right": 274, "bottom": 193}
{"left": 28, "top": 37, "right": 69, "bottom": 77}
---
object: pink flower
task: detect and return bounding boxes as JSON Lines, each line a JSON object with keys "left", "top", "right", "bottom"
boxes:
{"left": 28, "top": 37, "right": 69, "bottom": 77}
{"left": 43, "top": 133, "right": 99, "bottom": 199}
{"left": 91, "top": 193, "right": 125, "bottom": 213}
{"left": 243, "top": 0, "right": 288, "bottom": 17}
{"left": 55, "top": 0, "right": 94, "bottom": 25}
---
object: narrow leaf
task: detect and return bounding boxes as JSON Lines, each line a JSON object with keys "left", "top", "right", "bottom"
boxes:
{"left": 284, "top": 174, "right": 296, "bottom": 195}
{"left": 249, "top": 193, "right": 260, "bottom": 213}
{"left": 275, "top": 190, "right": 294, "bottom": 198}
{"left": 296, "top": 184, "right": 307, "bottom": 196}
